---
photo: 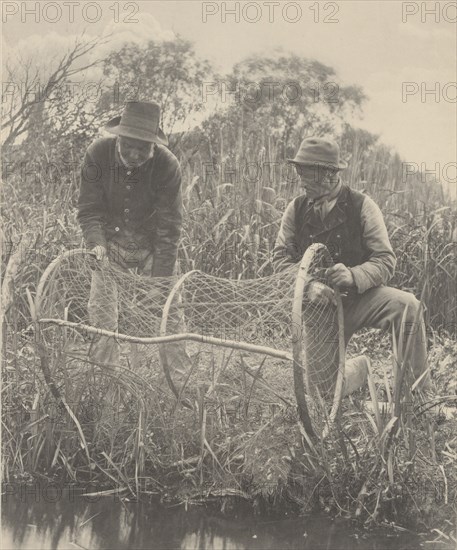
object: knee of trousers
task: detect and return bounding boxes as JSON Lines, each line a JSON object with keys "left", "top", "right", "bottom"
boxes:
{"left": 389, "top": 293, "right": 422, "bottom": 323}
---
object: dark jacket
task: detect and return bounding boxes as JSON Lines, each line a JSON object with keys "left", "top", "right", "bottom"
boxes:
{"left": 77, "top": 136, "right": 182, "bottom": 277}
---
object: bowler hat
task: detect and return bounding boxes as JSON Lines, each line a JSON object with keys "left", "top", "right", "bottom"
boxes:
{"left": 105, "top": 101, "right": 168, "bottom": 145}
{"left": 288, "top": 137, "right": 347, "bottom": 171}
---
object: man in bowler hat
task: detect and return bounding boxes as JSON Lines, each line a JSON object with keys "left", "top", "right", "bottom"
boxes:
{"left": 273, "top": 137, "right": 433, "bottom": 392}
{"left": 77, "top": 101, "right": 189, "bottom": 376}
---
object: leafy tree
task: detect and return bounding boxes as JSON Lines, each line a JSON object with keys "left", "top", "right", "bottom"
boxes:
{"left": 96, "top": 38, "right": 213, "bottom": 142}
{"left": 201, "top": 51, "right": 366, "bottom": 161}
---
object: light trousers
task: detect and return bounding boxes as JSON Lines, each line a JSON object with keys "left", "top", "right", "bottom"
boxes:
{"left": 342, "top": 285, "right": 432, "bottom": 390}
{"left": 87, "top": 262, "right": 190, "bottom": 378}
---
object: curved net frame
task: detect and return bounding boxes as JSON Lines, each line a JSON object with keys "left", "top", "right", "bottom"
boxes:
{"left": 34, "top": 246, "right": 344, "bottom": 440}
{"left": 35, "top": 249, "right": 298, "bottom": 356}
{"left": 292, "top": 243, "right": 345, "bottom": 439}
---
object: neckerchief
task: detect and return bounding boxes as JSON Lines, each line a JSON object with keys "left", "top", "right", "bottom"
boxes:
{"left": 310, "top": 178, "right": 343, "bottom": 221}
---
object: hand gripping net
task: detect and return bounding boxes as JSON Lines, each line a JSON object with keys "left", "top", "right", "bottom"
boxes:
{"left": 34, "top": 244, "right": 345, "bottom": 438}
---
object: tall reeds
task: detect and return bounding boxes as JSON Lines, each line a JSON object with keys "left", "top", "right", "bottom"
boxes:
{"left": 1, "top": 119, "right": 455, "bottom": 530}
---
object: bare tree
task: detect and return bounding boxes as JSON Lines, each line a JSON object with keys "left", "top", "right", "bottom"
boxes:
{"left": 2, "top": 34, "right": 109, "bottom": 148}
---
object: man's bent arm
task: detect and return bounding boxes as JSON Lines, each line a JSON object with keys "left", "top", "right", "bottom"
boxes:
{"left": 272, "top": 199, "right": 302, "bottom": 271}
{"left": 151, "top": 158, "right": 183, "bottom": 277}
{"left": 77, "top": 147, "right": 108, "bottom": 250}
{"left": 349, "top": 196, "right": 397, "bottom": 294}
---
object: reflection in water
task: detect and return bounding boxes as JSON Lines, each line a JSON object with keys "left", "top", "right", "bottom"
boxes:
{"left": 1, "top": 490, "right": 430, "bottom": 549}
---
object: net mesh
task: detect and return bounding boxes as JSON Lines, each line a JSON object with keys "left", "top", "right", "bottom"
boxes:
{"left": 35, "top": 247, "right": 344, "bottom": 434}
{"left": 300, "top": 248, "right": 342, "bottom": 400}
{"left": 292, "top": 243, "right": 344, "bottom": 437}
{"left": 36, "top": 250, "right": 300, "bottom": 349}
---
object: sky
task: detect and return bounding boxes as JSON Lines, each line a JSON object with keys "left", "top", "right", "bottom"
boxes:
{"left": 2, "top": 0, "right": 456, "bottom": 193}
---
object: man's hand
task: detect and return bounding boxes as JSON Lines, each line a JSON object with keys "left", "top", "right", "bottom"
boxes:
{"left": 91, "top": 245, "right": 108, "bottom": 264}
{"left": 306, "top": 281, "right": 336, "bottom": 307}
{"left": 326, "top": 263, "right": 355, "bottom": 289}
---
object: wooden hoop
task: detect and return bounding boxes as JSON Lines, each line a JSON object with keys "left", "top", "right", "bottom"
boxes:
{"left": 292, "top": 244, "right": 346, "bottom": 439}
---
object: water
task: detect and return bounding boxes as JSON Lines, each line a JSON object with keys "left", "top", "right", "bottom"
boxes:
{"left": 1, "top": 491, "right": 442, "bottom": 549}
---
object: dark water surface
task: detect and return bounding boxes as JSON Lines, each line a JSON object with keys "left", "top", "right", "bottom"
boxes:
{"left": 1, "top": 492, "right": 442, "bottom": 550}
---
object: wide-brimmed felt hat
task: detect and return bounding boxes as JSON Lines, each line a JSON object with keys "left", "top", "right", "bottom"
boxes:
{"left": 288, "top": 137, "right": 347, "bottom": 171}
{"left": 105, "top": 101, "right": 168, "bottom": 145}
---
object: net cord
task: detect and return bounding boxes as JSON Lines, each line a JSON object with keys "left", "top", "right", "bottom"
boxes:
{"left": 35, "top": 248, "right": 94, "bottom": 321}
{"left": 34, "top": 247, "right": 344, "bottom": 438}
{"left": 292, "top": 243, "right": 346, "bottom": 438}
{"left": 34, "top": 250, "right": 292, "bottom": 359}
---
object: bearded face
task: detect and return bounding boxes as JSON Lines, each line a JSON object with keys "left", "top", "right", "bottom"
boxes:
{"left": 294, "top": 164, "right": 340, "bottom": 199}
{"left": 118, "top": 136, "right": 155, "bottom": 168}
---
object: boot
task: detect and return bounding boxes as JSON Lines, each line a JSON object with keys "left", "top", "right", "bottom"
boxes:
{"left": 343, "top": 355, "right": 369, "bottom": 397}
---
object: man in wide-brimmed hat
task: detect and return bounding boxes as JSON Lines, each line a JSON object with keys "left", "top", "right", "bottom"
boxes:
{"left": 273, "top": 137, "right": 433, "bottom": 392}
{"left": 77, "top": 101, "right": 189, "bottom": 376}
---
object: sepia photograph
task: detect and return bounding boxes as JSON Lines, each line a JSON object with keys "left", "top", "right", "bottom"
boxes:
{"left": 1, "top": 1, "right": 456, "bottom": 548}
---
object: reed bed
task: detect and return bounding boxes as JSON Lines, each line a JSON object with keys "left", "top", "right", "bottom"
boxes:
{"left": 2, "top": 326, "right": 456, "bottom": 533}
{"left": 1, "top": 126, "right": 456, "bottom": 536}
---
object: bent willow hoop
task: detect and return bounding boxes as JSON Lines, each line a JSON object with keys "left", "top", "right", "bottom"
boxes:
{"left": 34, "top": 244, "right": 345, "bottom": 438}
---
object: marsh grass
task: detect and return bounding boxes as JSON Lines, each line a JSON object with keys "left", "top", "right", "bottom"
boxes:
{"left": 2, "top": 316, "right": 456, "bottom": 535}
{"left": 1, "top": 129, "right": 456, "bottom": 534}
